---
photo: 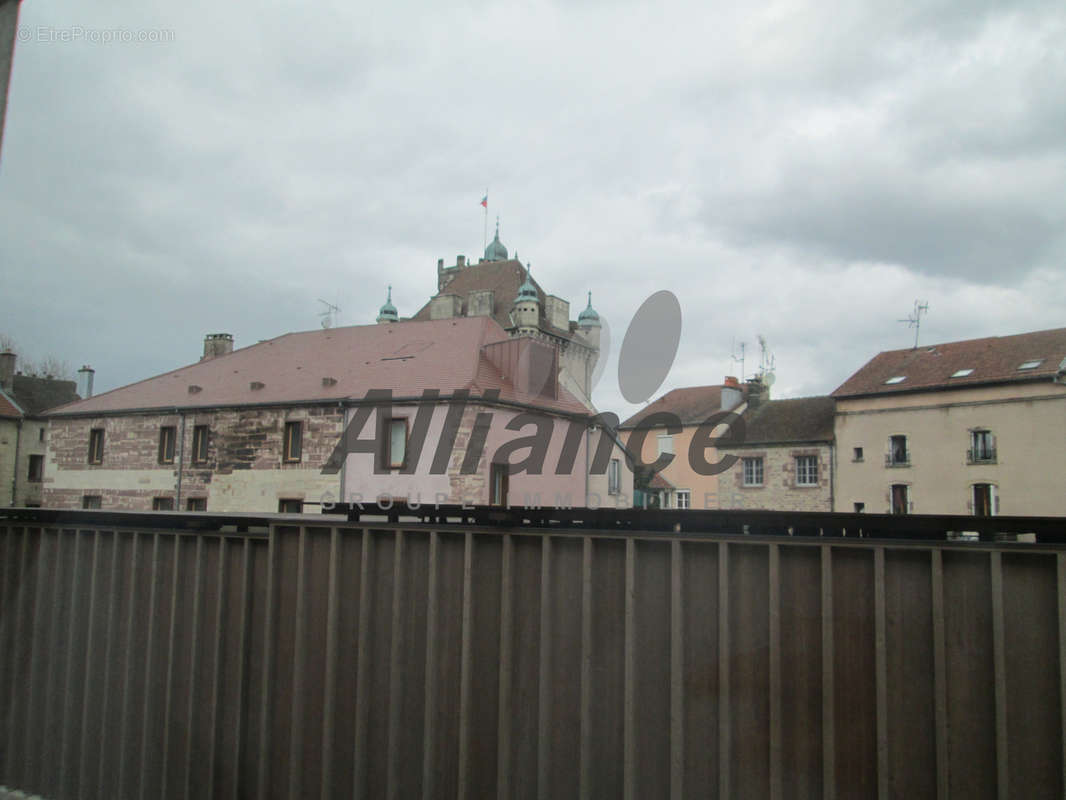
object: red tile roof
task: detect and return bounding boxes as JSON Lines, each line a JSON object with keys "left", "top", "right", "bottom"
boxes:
{"left": 832, "top": 327, "right": 1066, "bottom": 398}
{"left": 619, "top": 384, "right": 746, "bottom": 429}
{"left": 411, "top": 260, "right": 574, "bottom": 340}
{"left": 47, "top": 317, "right": 588, "bottom": 417}
{"left": 0, "top": 389, "right": 22, "bottom": 419}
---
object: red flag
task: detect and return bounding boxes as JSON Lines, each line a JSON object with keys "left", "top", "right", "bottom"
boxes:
{"left": 480, "top": 195, "right": 488, "bottom": 208}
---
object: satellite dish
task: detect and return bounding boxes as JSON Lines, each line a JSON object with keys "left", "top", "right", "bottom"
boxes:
{"left": 321, "top": 317, "right": 333, "bottom": 329}
{"left": 763, "top": 371, "right": 776, "bottom": 387}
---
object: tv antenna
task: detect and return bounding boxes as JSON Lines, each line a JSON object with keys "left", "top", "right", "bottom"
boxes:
{"left": 756, "top": 334, "right": 776, "bottom": 386}
{"left": 899, "top": 300, "right": 929, "bottom": 349}
{"left": 731, "top": 338, "right": 747, "bottom": 381}
{"left": 318, "top": 298, "right": 340, "bottom": 329}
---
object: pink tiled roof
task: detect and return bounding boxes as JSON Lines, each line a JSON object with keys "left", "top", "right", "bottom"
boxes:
{"left": 832, "top": 327, "right": 1066, "bottom": 398}
{"left": 47, "top": 317, "right": 588, "bottom": 417}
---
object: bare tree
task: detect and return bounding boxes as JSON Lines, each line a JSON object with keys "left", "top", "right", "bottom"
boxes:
{"left": 0, "top": 334, "right": 74, "bottom": 379}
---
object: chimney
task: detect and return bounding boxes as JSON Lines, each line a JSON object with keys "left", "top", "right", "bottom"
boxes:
{"left": 202, "top": 333, "right": 234, "bottom": 360}
{"left": 721, "top": 375, "right": 743, "bottom": 411}
{"left": 456, "top": 255, "right": 466, "bottom": 268}
{"left": 0, "top": 351, "right": 14, "bottom": 391}
{"left": 745, "top": 377, "right": 769, "bottom": 409}
{"left": 77, "top": 365, "right": 95, "bottom": 399}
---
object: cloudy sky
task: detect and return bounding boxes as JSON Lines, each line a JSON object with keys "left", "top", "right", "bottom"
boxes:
{"left": 2, "top": 0, "right": 1064, "bottom": 419}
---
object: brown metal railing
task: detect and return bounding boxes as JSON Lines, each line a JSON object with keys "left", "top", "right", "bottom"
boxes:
{"left": 0, "top": 511, "right": 1064, "bottom": 798}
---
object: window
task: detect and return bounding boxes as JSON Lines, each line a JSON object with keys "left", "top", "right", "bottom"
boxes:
{"left": 1017, "top": 359, "right": 1043, "bottom": 370}
{"left": 969, "top": 429, "right": 996, "bottom": 463}
{"left": 158, "top": 426, "right": 176, "bottom": 464}
{"left": 884, "top": 376, "right": 906, "bottom": 385}
{"left": 886, "top": 435, "right": 908, "bottom": 466}
{"left": 278, "top": 498, "right": 304, "bottom": 513}
{"left": 283, "top": 421, "right": 303, "bottom": 462}
{"left": 82, "top": 495, "right": 102, "bottom": 509}
{"left": 854, "top": 502, "right": 865, "bottom": 513}
{"left": 853, "top": 446, "right": 864, "bottom": 462}
{"left": 192, "top": 425, "right": 209, "bottom": 463}
{"left": 490, "top": 463, "right": 509, "bottom": 507}
{"left": 608, "top": 459, "right": 621, "bottom": 494}
{"left": 385, "top": 418, "right": 408, "bottom": 469}
{"left": 743, "top": 457, "right": 764, "bottom": 486}
{"left": 27, "top": 454, "right": 43, "bottom": 482}
{"left": 186, "top": 497, "right": 207, "bottom": 511}
{"left": 675, "top": 489, "right": 691, "bottom": 509}
{"left": 795, "top": 455, "right": 818, "bottom": 486}
{"left": 657, "top": 434, "right": 674, "bottom": 456}
{"left": 88, "top": 428, "right": 105, "bottom": 464}
{"left": 890, "top": 484, "right": 909, "bottom": 515}
{"left": 38, "top": 428, "right": 45, "bottom": 443}
{"left": 950, "top": 368, "right": 974, "bottom": 378}
{"left": 152, "top": 497, "right": 175, "bottom": 511}
{"left": 972, "top": 484, "right": 997, "bottom": 516}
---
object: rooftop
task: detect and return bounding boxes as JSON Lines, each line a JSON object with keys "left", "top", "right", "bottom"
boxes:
{"left": 736, "top": 396, "right": 836, "bottom": 446}
{"left": 619, "top": 384, "right": 746, "bottom": 429}
{"left": 832, "top": 327, "right": 1066, "bottom": 398}
{"left": 47, "top": 317, "right": 588, "bottom": 417}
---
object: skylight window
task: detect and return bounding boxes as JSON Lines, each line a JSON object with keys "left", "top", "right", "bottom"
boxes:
{"left": 884, "top": 376, "right": 906, "bottom": 385}
{"left": 950, "top": 368, "right": 974, "bottom": 378}
{"left": 1017, "top": 359, "right": 1044, "bottom": 370}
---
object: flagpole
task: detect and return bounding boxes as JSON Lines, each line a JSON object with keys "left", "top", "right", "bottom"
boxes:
{"left": 483, "top": 187, "right": 488, "bottom": 251}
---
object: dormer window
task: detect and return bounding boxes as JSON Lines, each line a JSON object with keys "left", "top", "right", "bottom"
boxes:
{"left": 1017, "top": 359, "right": 1043, "bottom": 370}
{"left": 950, "top": 368, "right": 974, "bottom": 378}
{"left": 884, "top": 376, "right": 906, "bottom": 385}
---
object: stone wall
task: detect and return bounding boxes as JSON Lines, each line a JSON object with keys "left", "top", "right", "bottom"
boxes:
{"left": 44, "top": 406, "right": 344, "bottom": 512}
{"left": 717, "top": 443, "right": 834, "bottom": 511}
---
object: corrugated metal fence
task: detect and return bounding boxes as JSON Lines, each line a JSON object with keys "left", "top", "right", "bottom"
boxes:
{"left": 0, "top": 517, "right": 1063, "bottom": 798}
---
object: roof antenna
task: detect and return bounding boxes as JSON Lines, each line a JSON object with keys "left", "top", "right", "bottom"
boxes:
{"left": 899, "top": 300, "right": 929, "bottom": 349}
{"left": 730, "top": 338, "right": 747, "bottom": 381}
{"left": 319, "top": 298, "right": 340, "bottom": 329}
{"left": 756, "top": 334, "right": 776, "bottom": 386}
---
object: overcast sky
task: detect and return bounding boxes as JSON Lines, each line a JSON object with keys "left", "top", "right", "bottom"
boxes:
{"left": 2, "top": 0, "right": 1064, "bottom": 419}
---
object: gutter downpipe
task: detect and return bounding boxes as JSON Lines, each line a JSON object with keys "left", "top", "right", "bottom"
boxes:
{"left": 10, "top": 418, "right": 21, "bottom": 505}
{"left": 175, "top": 411, "right": 186, "bottom": 508}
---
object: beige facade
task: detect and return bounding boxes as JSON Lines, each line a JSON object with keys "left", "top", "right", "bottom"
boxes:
{"left": 834, "top": 381, "right": 1066, "bottom": 515}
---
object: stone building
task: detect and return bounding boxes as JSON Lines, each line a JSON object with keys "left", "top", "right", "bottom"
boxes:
{"left": 716, "top": 395, "right": 835, "bottom": 511}
{"left": 832, "top": 327, "right": 1066, "bottom": 516}
{"left": 0, "top": 351, "right": 80, "bottom": 506}
{"left": 43, "top": 318, "right": 632, "bottom": 512}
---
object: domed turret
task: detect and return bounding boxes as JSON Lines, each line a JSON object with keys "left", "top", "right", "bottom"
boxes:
{"left": 376, "top": 285, "right": 398, "bottom": 323}
{"left": 484, "top": 219, "right": 509, "bottom": 262}
{"left": 511, "top": 263, "right": 540, "bottom": 330}
{"left": 578, "top": 291, "right": 601, "bottom": 328}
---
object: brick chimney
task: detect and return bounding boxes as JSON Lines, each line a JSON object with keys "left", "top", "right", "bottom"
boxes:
{"left": 202, "top": 333, "right": 234, "bottom": 360}
{"left": 721, "top": 376, "right": 743, "bottom": 411}
{"left": 0, "top": 351, "right": 14, "bottom": 391}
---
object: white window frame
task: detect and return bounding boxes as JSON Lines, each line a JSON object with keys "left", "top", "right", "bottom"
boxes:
{"left": 657, "top": 434, "right": 674, "bottom": 456}
{"left": 742, "top": 457, "right": 764, "bottom": 487}
{"left": 608, "top": 458, "right": 621, "bottom": 494}
{"left": 675, "top": 489, "right": 691, "bottom": 509}
{"left": 795, "top": 455, "right": 818, "bottom": 486}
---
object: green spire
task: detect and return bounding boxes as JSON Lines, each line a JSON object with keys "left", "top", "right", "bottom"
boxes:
{"left": 484, "top": 217, "right": 509, "bottom": 261}
{"left": 515, "top": 263, "right": 538, "bottom": 304}
{"left": 578, "top": 290, "right": 600, "bottom": 327}
{"left": 377, "top": 285, "right": 398, "bottom": 323}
